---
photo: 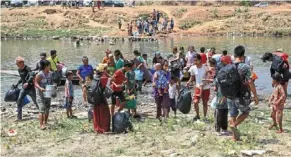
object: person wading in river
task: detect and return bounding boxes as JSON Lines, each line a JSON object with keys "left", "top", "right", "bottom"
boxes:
{"left": 14, "top": 57, "right": 38, "bottom": 121}
{"left": 34, "top": 52, "right": 47, "bottom": 71}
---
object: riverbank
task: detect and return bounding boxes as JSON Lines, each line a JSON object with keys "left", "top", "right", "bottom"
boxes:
{"left": 1, "top": 84, "right": 291, "bottom": 157}
{"left": 1, "top": 5, "right": 291, "bottom": 39}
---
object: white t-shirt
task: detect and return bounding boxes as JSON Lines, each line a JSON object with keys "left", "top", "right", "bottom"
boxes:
{"left": 188, "top": 64, "right": 210, "bottom": 89}
{"left": 231, "top": 55, "right": 252, "bottom": 66}
{"left": 185, "top": 51, "right": 197, "bottom": 67}
{"left": 169, "top": 83, "right": 177, "bottom": 99}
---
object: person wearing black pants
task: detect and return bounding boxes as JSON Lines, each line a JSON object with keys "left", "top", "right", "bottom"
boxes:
{"left": 14, "top": 57, "right": 38, "bottom": 121}
{"left": 214, "top": 108, "right": 228, "bottom": 133}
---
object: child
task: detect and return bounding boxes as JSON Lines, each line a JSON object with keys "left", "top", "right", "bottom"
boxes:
{"left": 107, "top": 54, "right": 115, "bottom": 76}
{"left": 125, "top": 61, "right": 139, "bottom": 117}
{"left": 134, "top": 62, "right": 144, "bottom": 93}
{"left": 269, "top": 74, "right": 286, "bottom": 133}
{"left": 65, "top": 71, "right": 75, "bottom": 118}
{"left": 169, "top": 76, "right": 177, "bottom": 117}
{"left": 142, "top": 54, "right": 148, "bottom": 68}
{"left": 153, "top": 63, "right": 169, "bottom": 97}
{"left": 203, "top": 58, "right": 217, "bottom": 84}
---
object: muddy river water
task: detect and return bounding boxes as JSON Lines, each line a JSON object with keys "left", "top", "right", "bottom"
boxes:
{"left": 1, "top": 36, "right": 291, "bottom": 102}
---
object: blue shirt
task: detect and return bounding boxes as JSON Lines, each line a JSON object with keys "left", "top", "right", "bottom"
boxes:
{"left": 78, "top": 64, "right": 94, "bottom": 80}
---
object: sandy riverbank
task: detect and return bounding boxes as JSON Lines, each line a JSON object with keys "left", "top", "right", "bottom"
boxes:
{"left": 1, "top": 4, "right": 291, "bottom": 39}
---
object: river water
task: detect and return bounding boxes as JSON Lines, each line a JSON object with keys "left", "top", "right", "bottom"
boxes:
{"left": 1, "top": 36, "right": 291, "bottom": 101}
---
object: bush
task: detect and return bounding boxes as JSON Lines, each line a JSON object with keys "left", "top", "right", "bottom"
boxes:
{"left": 210, "top": 8, "right": 219, "bottom": 18}
{"left": 179, "top": 20, "right": 201, "bottom": 30}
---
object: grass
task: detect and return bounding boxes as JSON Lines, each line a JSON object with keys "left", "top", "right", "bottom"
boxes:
{"left": 172, "top": 8, "right": 188, "bottom": 18}
{"left": 1, "top": 107, "right": 291, "bottom": 156}
{"left": 179, "top": 19, "right": 202, "bottom": 30}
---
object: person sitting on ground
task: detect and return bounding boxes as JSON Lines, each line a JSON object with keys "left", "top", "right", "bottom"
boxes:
{"left": 228, "top": 45, "right": 259, "bottom": 141}
{"left": 110, "top": 61, "right": 132, "bottom": 116}
{"left": 14, "top": 57, "right": 39, "bottom": 121}
{"left": 268, "top": 73, "right": 286, "bottom": 133}
{"left": 34, "top": 52, "right": 47, "bottom": 71}
{"left": 187, "top": 54, "right": 210, "bottom": 121}
{"left": 65, "top": 71, "right": 75, "bottom": 119}
{"left": 76, "top": 56, "right": 94, "bottom": 106}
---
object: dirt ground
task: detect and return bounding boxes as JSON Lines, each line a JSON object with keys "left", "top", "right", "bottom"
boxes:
{"left": 1, "top": 4, "right": 291, "bottom": 37}
{"left": 1, "top": 85, "right": 291, "bottom": 157}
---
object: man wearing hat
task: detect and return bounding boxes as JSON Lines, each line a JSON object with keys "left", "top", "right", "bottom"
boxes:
{"left": 34, "top": 52, "right": 47, "bottom": 71}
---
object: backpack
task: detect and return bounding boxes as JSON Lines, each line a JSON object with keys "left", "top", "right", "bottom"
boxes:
{"left": 216, "top": 63, "right": 242, "bottom": 99}
{"left": 87, "top": 77, "right": 105, "bottom": 105}
{"left": 112, "top": 111, "right": 133, "bottom": 133}
{"left": 176, "top": 86, "right": 192, "bottom": 114}
{"left": 271, "top": 55, "right": 285, "bottom": 73}
{"left": 273, "top": 52, "right": 289, "bottom": 63}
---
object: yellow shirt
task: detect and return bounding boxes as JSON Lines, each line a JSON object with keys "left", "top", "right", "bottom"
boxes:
{"left": 48, "top": 56, "right": 59, "bottom": 71}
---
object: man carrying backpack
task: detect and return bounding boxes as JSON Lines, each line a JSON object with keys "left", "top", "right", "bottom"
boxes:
{"left": 262, "top": 50, "right": 290, "bottom": 97}
{"left": 217, "top": 45, "right": 258, "bottom": 141}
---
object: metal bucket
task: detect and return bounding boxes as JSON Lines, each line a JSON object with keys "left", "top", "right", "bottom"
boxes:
{"left": 61, "top": 66, "right": 68, "bottom": 77}
{"left": 44, "top": 85, "right": 57, "bottom": 98}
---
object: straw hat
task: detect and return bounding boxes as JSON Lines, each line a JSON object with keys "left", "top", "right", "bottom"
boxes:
{"left": 96, "top": 63, "right": 107, "bottom": 72}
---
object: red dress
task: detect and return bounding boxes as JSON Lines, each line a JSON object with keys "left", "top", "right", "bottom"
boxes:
{"left": 92, "top": 74, "right": 110, "bottom": 133}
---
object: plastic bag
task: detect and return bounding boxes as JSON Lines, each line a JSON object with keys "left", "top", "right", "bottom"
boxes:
{"left": 4, "top": 87, "right": 20, "bottom": 102}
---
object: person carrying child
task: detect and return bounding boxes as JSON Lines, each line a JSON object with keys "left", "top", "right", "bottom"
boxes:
{"left": 153, "top": 61, "right": 171, "bottom": 121}
{"left": 269, "top": 73, "right": 286, "bottom": 133}
{"left": 64, "top": 71, "right": 75, "bottom": 118}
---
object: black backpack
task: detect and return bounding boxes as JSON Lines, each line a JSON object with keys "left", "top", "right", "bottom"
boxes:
{"left": 176, "top": 86, "right": 192, "bottom": 114}
{"left": 112, "top": 111, "right": 133, "bottom": 134}
{"left": 87, "top": 77, "right": 105, "bottom": 105}
{"left": 271, "top": 55, "right": 285, "bottom": 73}
{"left": 216, "top": 63, "right": 242, "bottom": 99}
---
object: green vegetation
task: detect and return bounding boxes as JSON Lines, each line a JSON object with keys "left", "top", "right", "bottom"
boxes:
{"left": 179, "top": 20, "right": 201, "bottom": 30}
{"left": 210, "top": 8, "right": 219, "bottom": 18}
{"left": 172, "top": 8, "right": 188, "bottom": 18}
{"left": 241, "top": 0, "right": 251, "bottom": 7}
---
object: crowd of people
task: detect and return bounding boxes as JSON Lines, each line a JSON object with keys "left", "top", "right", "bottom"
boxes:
{"left": 12, "top": 45, "right": 289, "bottom": 140}
{"left": 127, "top": 9, "right": 175, "bottom": 37}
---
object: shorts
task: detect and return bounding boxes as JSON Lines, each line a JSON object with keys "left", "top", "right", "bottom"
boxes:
{"left": 38, "top": 97, "right": 51, "bottom": 114}
{"left": 64, "top": 97, "right": 73, "bottom": 109}
{"left": 111, "top": 91, "right": 125, "bottom": 105}
{"left": 228, "top": 98, "right": 250, "bottom": 117}
{"left": 169, "top": 98, "right": 177, "bottom": 111}
{"left": 193, "top": 88, "right": 210, "bottom": 103}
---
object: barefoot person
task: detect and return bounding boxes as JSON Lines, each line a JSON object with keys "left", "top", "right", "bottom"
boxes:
{"left": 269, "top": 74, "right": 286, "bottom": 133}
{"left": 34, "top": 60, "right": 53, "bottom": 129}
{"left": 14, "top": 57, "right": 38, "bottom": 121}
{"left": 76, "top": 56, "right": 94, "bottom": 106}
{"left": 227, "top": 45, "right": 259, "bottom": 141}
{"left": 187, "top": 54, "right": 210, "bottom": 121}
{"left": 64, "top": 71, "right": 75, "bottom": 118}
